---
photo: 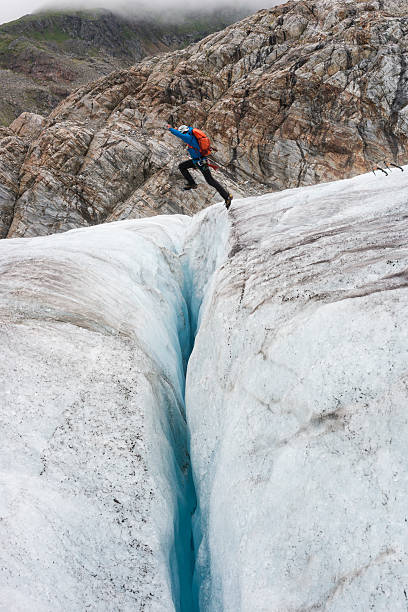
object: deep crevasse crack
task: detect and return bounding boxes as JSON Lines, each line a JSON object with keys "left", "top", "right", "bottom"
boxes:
{"left": 0, "top": 207, "right": 230, "bottom": 612}
{"left": 171, "top": 205, "right": 231, "bottom": 611}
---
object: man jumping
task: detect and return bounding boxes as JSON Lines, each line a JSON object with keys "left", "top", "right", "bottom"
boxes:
{"left": 168, "top": 124, "right": 233, "bottom": 210}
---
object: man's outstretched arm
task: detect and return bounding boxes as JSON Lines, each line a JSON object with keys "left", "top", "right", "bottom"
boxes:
{"left": 168, "top": 126, "right": 196, "bottom": 147}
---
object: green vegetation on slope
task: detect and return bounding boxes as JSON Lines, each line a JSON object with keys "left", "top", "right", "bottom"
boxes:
{"left": 0, "top": 7, "right": 252, "bottom": 126}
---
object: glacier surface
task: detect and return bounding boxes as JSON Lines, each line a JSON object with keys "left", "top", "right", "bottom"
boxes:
{"left": 0, "top": 167, "right": 408, "bottom": 611}
{"left": 0, "top": 216, "right": 197, "bottom": 611}
{"left": 187, "top": 169, "right": 408, "bottom": 610}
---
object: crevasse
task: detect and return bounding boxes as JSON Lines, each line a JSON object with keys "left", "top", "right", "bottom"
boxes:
{"left": 173, "top": 204, "right": 230, "bottom": 610}
{"left": 0, "top": 206, "right": 228, "bottom": 612}
{"left": 3, "top": 168, "right": 408, "bottom": 611}
{"left": 0, "top": 206, "right": 230, "bottom": 612}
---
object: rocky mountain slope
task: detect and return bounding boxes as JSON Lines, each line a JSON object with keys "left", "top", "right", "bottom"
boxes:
{"left": 0, "top": 8, "right": 247, "bottom": 125}
{"left": 1, "top": 166, "right": 407, "bottom": 609}
{"left": 2, "top": 0, "right": 408, "bottom": 239}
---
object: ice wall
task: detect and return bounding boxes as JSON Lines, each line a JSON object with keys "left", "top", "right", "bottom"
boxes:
{"left": 186, "top": 168, "right": 408, "bottom": 610}
{"left": 0, "top": 216, "right": 195, "bottom": 611}
{"left": 2, "top": 167, "right": 408, "bottom": 611}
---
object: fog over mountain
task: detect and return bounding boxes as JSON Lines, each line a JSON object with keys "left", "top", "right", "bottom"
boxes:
{"left": 0, "top": 0, "right": 277, "bottom": 26}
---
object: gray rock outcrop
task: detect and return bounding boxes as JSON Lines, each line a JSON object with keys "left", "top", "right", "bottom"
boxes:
{"left": 0, "top": 128, "right": 28, "bottom": 238}
{"left": 9, "top": 113, "right": 46, "bottom": 140}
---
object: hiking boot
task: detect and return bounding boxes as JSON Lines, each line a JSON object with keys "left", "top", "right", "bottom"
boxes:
{"left": 183, "top": 183, "right": 198, "bottom": 191}
{"left": 224, "top": 193, "right": 233, "bottom": 210}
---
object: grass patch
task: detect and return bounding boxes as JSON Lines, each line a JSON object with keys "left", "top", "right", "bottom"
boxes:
{"left": 29, "top": 28, "right": 71, "bottom": 43}
{"left": 0, "top": 102, "right": 18, "bottom": 126}
{"left": 0, "top": 36, "right": 12, "bottom": 54}
{"left": 121, "top": 25, "right": 136, "bottom": 41}
{"left": 1, "top": 9, "right": 106, "bottom": 29}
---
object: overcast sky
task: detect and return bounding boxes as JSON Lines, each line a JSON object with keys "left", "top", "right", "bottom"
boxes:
{"left": 0, "top": 0, "right": 279, "bottom": 26}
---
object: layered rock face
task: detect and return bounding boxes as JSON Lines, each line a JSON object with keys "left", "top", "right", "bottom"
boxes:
{"left": 0, "top": 127, "right": 28, "bottom": 237}
{"left": 2, "top": 0, "right": 408, "bottom": 238}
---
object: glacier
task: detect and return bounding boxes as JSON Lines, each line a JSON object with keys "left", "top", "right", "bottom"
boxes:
{"left": 0, "top": 216, "right": 198, "bottom": 611}
{"left": 1, "top": 167, "right": 408, "bottom": 611}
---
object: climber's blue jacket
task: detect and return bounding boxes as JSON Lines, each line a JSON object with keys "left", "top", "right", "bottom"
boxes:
{"left": 169, "top": 127, "right": 202, "bottom": 162}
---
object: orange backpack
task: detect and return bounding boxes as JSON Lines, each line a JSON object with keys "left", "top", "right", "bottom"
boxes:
{"left": 190, "top": 128, "right": 211, "bottom": 157}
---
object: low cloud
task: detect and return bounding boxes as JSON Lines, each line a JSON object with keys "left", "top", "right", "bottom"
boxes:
{"left": 41, "top": 0, "right": 272, "bottom": 15}
{"left": 1, "top": 0, "right": 282, "bottom": 27}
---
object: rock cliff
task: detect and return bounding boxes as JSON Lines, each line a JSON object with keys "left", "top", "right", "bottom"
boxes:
{"left": 2, "top": 0, "right": 408, "bottom": 238}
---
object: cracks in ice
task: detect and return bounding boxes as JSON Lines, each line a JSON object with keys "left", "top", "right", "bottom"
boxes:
{"left": 168, "top": 292, "right": 198, "bottom": 612}
{"left": 168, "top": 237, "right": 216, "bottom": 611}
{"left": 302, "top": 549, "right": 396, "bottom": 611}
{"left": 275, "top": 407, "right": 347, "bottom": 452}
{"left": 167, "top": 208, "right": 231, "bottom": 611}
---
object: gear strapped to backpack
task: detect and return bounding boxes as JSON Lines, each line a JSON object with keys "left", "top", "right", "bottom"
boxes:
{"left": 189, "top": 128, "right": 211, "bottom": 157}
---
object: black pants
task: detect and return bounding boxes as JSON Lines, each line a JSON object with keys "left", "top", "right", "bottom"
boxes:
{"left": 179, "top": 159, "right": 229, "bottom": 201}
